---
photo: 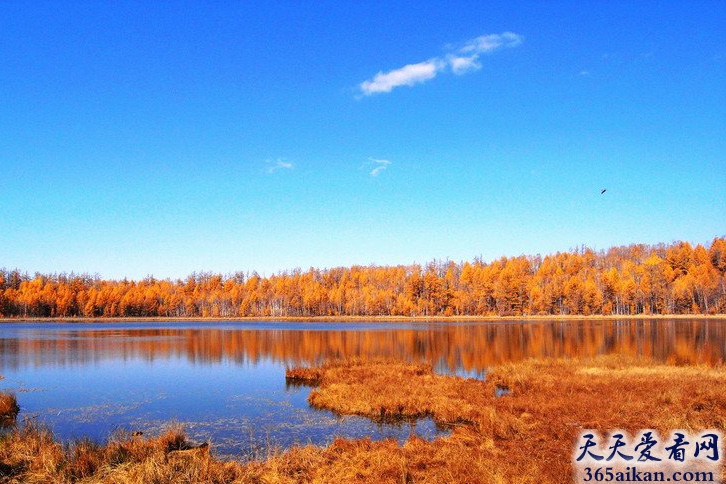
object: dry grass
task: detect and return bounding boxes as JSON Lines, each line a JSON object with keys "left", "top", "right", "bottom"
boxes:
{"left": 0, "top": 422, "right": 249, "bottom": 484}
{"left": 287, "top": 356, "right": 726, "bottom": 483}
{"left": 289, "top": 359, "right": 495, "bottom": 426}
{"left": 2, "top": 357, "right": 725, "bottom": 483}
{"left": 0, "top": 393, "right": 19, "bottom": 424}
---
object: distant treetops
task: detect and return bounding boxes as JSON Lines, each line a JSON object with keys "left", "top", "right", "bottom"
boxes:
{"left": 1, "top": 237, "right": 725, "bottom": 318}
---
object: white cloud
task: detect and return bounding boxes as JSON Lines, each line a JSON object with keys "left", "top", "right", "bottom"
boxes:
{"left": 369, "top": 158, "right": 391, "bottom": 177}
{"left": 460, "top": 32, "right": 523, "bottom": 54}
{"left": 359, "top": 32, "right": 523, "bottom": 96}
{"left": 359, "top": 59, "right": 445, "bottom": 95}
{"left": 266, "top": 158, "right": 293, "bottom": 173}
{"left": 448, "top": 55, "right": 481, "bottom": 75}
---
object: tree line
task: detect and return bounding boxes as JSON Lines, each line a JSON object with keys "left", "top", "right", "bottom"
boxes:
{"left": 1, "top": 238, "right": 725, "bottom": 318}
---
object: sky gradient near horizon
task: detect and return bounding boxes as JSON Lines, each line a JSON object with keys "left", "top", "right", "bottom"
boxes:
{"left": 1, "top": 1, "right": 725, "bottom": 279}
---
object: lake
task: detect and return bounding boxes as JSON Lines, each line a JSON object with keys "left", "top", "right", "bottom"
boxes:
{"left": 0, "top": 319, "right": 723, "bottom": 458}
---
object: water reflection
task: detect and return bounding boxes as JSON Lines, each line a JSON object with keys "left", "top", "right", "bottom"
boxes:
{"left": 1, "top": 319, "right": 724, "bottom": 372}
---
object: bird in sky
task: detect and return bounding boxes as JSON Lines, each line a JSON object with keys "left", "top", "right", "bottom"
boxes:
{"left": 601, "top": 189, "right": 607, "bottom": 194}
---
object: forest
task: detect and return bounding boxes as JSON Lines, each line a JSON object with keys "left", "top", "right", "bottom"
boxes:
{"left": 1, "top": 238, "right": 725, "bottom": 318}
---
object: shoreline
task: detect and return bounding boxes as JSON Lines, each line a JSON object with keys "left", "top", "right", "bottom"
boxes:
{"left": 1, "top": 314, "right": 725, "bottom": 323}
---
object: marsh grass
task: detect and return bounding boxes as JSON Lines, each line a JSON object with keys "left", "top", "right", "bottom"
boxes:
{"left": 287, "top": 356, "right": 726, "bottom": 483}
{"left": 1, "top": 357, "right": 725, "bottom": 483}
{"left": 0, "top": 394, "right": 19, "bottom": 425}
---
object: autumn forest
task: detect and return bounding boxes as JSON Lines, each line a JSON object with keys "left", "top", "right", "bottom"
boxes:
{"left": 1, "top": 238, "right": 725, "bottom": 318}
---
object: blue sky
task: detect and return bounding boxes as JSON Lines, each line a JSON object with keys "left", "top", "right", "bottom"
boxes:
{"left": 1, "top": 1, "right": 724, "bottom": 279}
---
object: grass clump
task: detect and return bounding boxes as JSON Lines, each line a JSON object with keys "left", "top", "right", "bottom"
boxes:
{"left": 0, "top": 422, "right": 246, "bottom": 483}
{"left": 292, "top": 359, "right": 493, "bottom": 426}
{"left": 0, "top": 394, "right": 19, "bottom": 424}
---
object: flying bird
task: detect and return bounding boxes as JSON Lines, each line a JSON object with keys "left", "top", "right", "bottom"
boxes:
{"left": 601, "top": 189, "right": 607, "bottom": 194}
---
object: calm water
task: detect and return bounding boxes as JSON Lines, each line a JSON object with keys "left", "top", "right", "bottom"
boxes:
{"left": 0, "top": 319, "right": 723, "bottom": 458}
